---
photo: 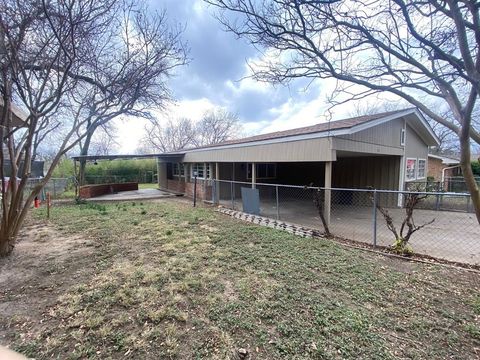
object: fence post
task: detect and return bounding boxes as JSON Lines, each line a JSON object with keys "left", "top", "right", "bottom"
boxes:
{"left": 372, "top": 189, "right": 377, "bottom": 247}
{"left": 435, "top": 182, "right": 440, "bottom": 211}
{"left": 230, "top": 181, "right": 234, "bottom": 210}
{"left": 53, "top": 179, "right": 56, "bottom": 198}
{"left": 47, "top": 192, "right": 51, "bottom": 219}
{"left": 212, "top": 179, "right": 216, "bottom": 204}
{"left": 275, "top": 185, "right": 279, "bottom": 220}
{"left": 193, "top": 175, "right": 197, "bottom": 207}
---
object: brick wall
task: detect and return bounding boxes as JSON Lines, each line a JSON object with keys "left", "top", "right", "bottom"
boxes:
{"left": 166, "top": 179, "right": 186, "bottom": 193}
{"left": 185, "top": 181, "right": 212, "bottom": 201}
{"left": 164, "top": 178, "right": 212, "bottom": 201}
{"left": 79, "top": 182, "right": 138, "bottom": 198}
{"left": 427, "top": 157, "right": 444, "bottom": 181}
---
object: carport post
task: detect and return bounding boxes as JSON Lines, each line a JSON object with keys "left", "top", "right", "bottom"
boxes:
{"left": 324, "top": 161, "right": 332, "bottom": 227}
{"left": 215, "top": 162, "right": 220, "bottom": 204}
{"left": 276, "top": 185, "right": 279, "bottom": 220}
{"left": 251, "top": 162, "right": 256, "bottom": 189}
{"left": 372, "top": 189, "right": 378, "bottom": 247}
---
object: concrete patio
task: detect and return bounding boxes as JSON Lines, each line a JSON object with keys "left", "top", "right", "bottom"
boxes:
{"left": 86, "top": 188, "right": 175, "bottom": 201}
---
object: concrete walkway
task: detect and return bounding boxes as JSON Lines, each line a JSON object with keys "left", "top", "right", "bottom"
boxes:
{"left": 86, "top": 188, "right": 175, "bottom": 201}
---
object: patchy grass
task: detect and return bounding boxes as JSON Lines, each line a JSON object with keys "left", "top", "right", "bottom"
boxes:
{"left": 1, "top": 199, "right": 479, "bottom": 359}
{"left": 138, "top": 183, "right": 159, "bottom": 190}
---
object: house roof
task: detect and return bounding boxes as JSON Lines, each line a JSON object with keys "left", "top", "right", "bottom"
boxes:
{"left": 191, "top": 109, "right": 407, "bottom": 151}
{"left": 428, "top": 154, "right": 460, "bottom": 165}
{"left": 164, "top": 107, "right": 439, "bottom": 155}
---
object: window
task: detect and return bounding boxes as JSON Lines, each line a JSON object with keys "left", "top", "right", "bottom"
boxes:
{"left": 417, "top": 159, "right": 426, "bottom": 179}
{"left": 247, "top": 163, "right": 277, "bottom": 179}
{"left": 405, "top": 158, "right": 417, "bottom": 181}
{"left": 191, "top": 163, "right": 210, "bottom": 179}
{"left": 172, "top": 163, "right": 185, "bottom": 177}
{"left": 400, "top": 128, "right": 405, "bottom": 146}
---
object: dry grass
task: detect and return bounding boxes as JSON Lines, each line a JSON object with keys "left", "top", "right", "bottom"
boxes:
{"left": 1, "top": 199, "right": 479, "bottom": 359}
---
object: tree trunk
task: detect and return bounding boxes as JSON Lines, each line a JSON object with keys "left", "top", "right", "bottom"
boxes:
{"left": 78, "top": 127, "right": 96, "bottom": 186}
{"left": 0, "top": 230, "right": 14, "bottom": 256}
{"left": 459, "top": 131, "right": 480, "bottom": 223}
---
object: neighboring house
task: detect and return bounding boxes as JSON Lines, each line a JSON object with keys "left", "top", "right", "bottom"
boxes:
{"left": 427, "top": 154, "right": 461, "bottom": 182}
{"left": 156, "top": 108, "right": 439, "bottom": 211}
{"left": 0, "top": 101, "right": 44, "bottom": 179}
{"left": 0, "top": 99, "right": 28, "bottom": 128}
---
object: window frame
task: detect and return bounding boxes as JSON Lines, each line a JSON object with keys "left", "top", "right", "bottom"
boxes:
{"left": 400, "top": 128, "right": 406, "bottom": 146}
{"left": 172, "top": 163, "right": 185, "bottom": 177}
{"left": 190, "top": 163, "right": 210, "bottom": 180}
{"left": 417, "top": 158, "right": 426, "bottom": 179}
{"left": 405, "top": 158, "right": 417, "bottom": 181}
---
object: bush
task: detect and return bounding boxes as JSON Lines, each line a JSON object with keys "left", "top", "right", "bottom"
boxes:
{"left": 52, "top": 158, "right": 157, "bottom": 183}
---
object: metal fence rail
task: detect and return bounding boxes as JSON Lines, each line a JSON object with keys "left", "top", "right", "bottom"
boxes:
{"left": 212, "top": 179, "right": 479, "bottom": 266}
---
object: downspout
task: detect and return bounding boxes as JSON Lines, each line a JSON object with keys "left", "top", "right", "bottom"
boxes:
{"left": 441, "top": 165, "right": 462, "bottom": 184}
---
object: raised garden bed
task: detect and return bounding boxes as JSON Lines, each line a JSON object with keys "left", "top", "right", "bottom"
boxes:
{"left": 79, "top": 182, "right": 138, "bottom": 198}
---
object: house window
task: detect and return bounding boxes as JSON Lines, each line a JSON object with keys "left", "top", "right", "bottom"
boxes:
{"left": 191, "top": 163, "right": 210, "bottom": 179}
{"left": 247, "top": 163, "right": 277, "bottom": 179}
{"left": 172, "top": 163, "right": 185, "bottom": 177}
{"left": 417, "top": 159, "right": 426, "bottom": 179}
{"left": 400, "top": 128, "right": 405, "bottom": 146}
{"left": 405, "top": 158, "right": 417, "bottom": 181}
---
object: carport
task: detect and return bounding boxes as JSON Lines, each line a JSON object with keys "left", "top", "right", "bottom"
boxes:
{"left": 157, "top": 108, "right": 439, "bottom": 225}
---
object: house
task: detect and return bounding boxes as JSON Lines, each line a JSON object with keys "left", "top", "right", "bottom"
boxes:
{"left": 427, "top": 154, "right": 461, "bottom": 182}
{"left": 1, "top": 101, "right": 44, "bottom": 179}
{"left": 0, "top": 99, "right": 28, "bottom": 128}
{"left": 156, "top": 108, "right": 439, "bottom": 220}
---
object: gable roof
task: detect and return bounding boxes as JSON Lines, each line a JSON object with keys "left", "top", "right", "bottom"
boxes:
{"left": 171, "top": 107, "right": 439, "bottom": 154}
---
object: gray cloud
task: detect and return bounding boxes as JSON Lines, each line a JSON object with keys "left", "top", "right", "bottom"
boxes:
{"left": 150, "top": 0, "right": 323, "bottom": 125}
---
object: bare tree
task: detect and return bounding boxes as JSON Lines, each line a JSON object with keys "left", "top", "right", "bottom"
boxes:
{"left": 0, "top": 0, "right": 185, "bottom": 256}
{"left": 141, "top": 108, "right": 241, "bottom": 152}
{"left": 193, "top": 108, "right": 241, "bottom": 147}
{"left": 373, "top": 192, "right": 435, "bottom": 255}
{"left": 88, "top": 123, "right": 119, "bottom": 156}
{"left": 208, "top": 0, "right": 480, "bottom": 223}
{"left": 74, "top": 1, "right": 187, "bottom": 185}
{"left": 143, "top": 117, "right": 196, "bottom": 153}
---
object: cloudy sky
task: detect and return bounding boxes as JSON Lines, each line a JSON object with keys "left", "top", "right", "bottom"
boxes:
{"left": 115, "top": 0, "right": 358, "bottom": 153}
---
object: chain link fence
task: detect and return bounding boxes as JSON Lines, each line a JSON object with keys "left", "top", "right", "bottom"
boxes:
{"left": 406, "top": 176, "right": 480, "bottom": 193}
{"left": 25, "top": 177, "right": 75, "bottom": 199}
{"left": 213, "top": 179, "right": 479, "bottom": 266}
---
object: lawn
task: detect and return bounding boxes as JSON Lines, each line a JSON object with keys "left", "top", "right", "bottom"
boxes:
{"left": 138, "top": 183, "right": 159, "bottom": 190}
{"left": 1, "top": 199, "right": 479, "bottom": 359}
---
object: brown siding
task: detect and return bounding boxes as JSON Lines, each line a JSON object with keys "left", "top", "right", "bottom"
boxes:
{"left": 405, "top": 125, "right": 428, "bottom": 160}
{"left": 332, "top": 156, "right": 400, "bottom": 190}
{"left": 183, "top": 137, "right": 335, "bottom": 163}
{"left": 335, "top": 117, "right": 404, "bottom": 155}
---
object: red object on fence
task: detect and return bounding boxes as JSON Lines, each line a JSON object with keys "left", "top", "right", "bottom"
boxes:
{"left": 34, "top": 197, "right": 40, "bottom": 208}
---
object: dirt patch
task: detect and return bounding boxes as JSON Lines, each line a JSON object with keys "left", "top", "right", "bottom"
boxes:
{"left": 0, "top": 219, "right": 95, "bottom": 345}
